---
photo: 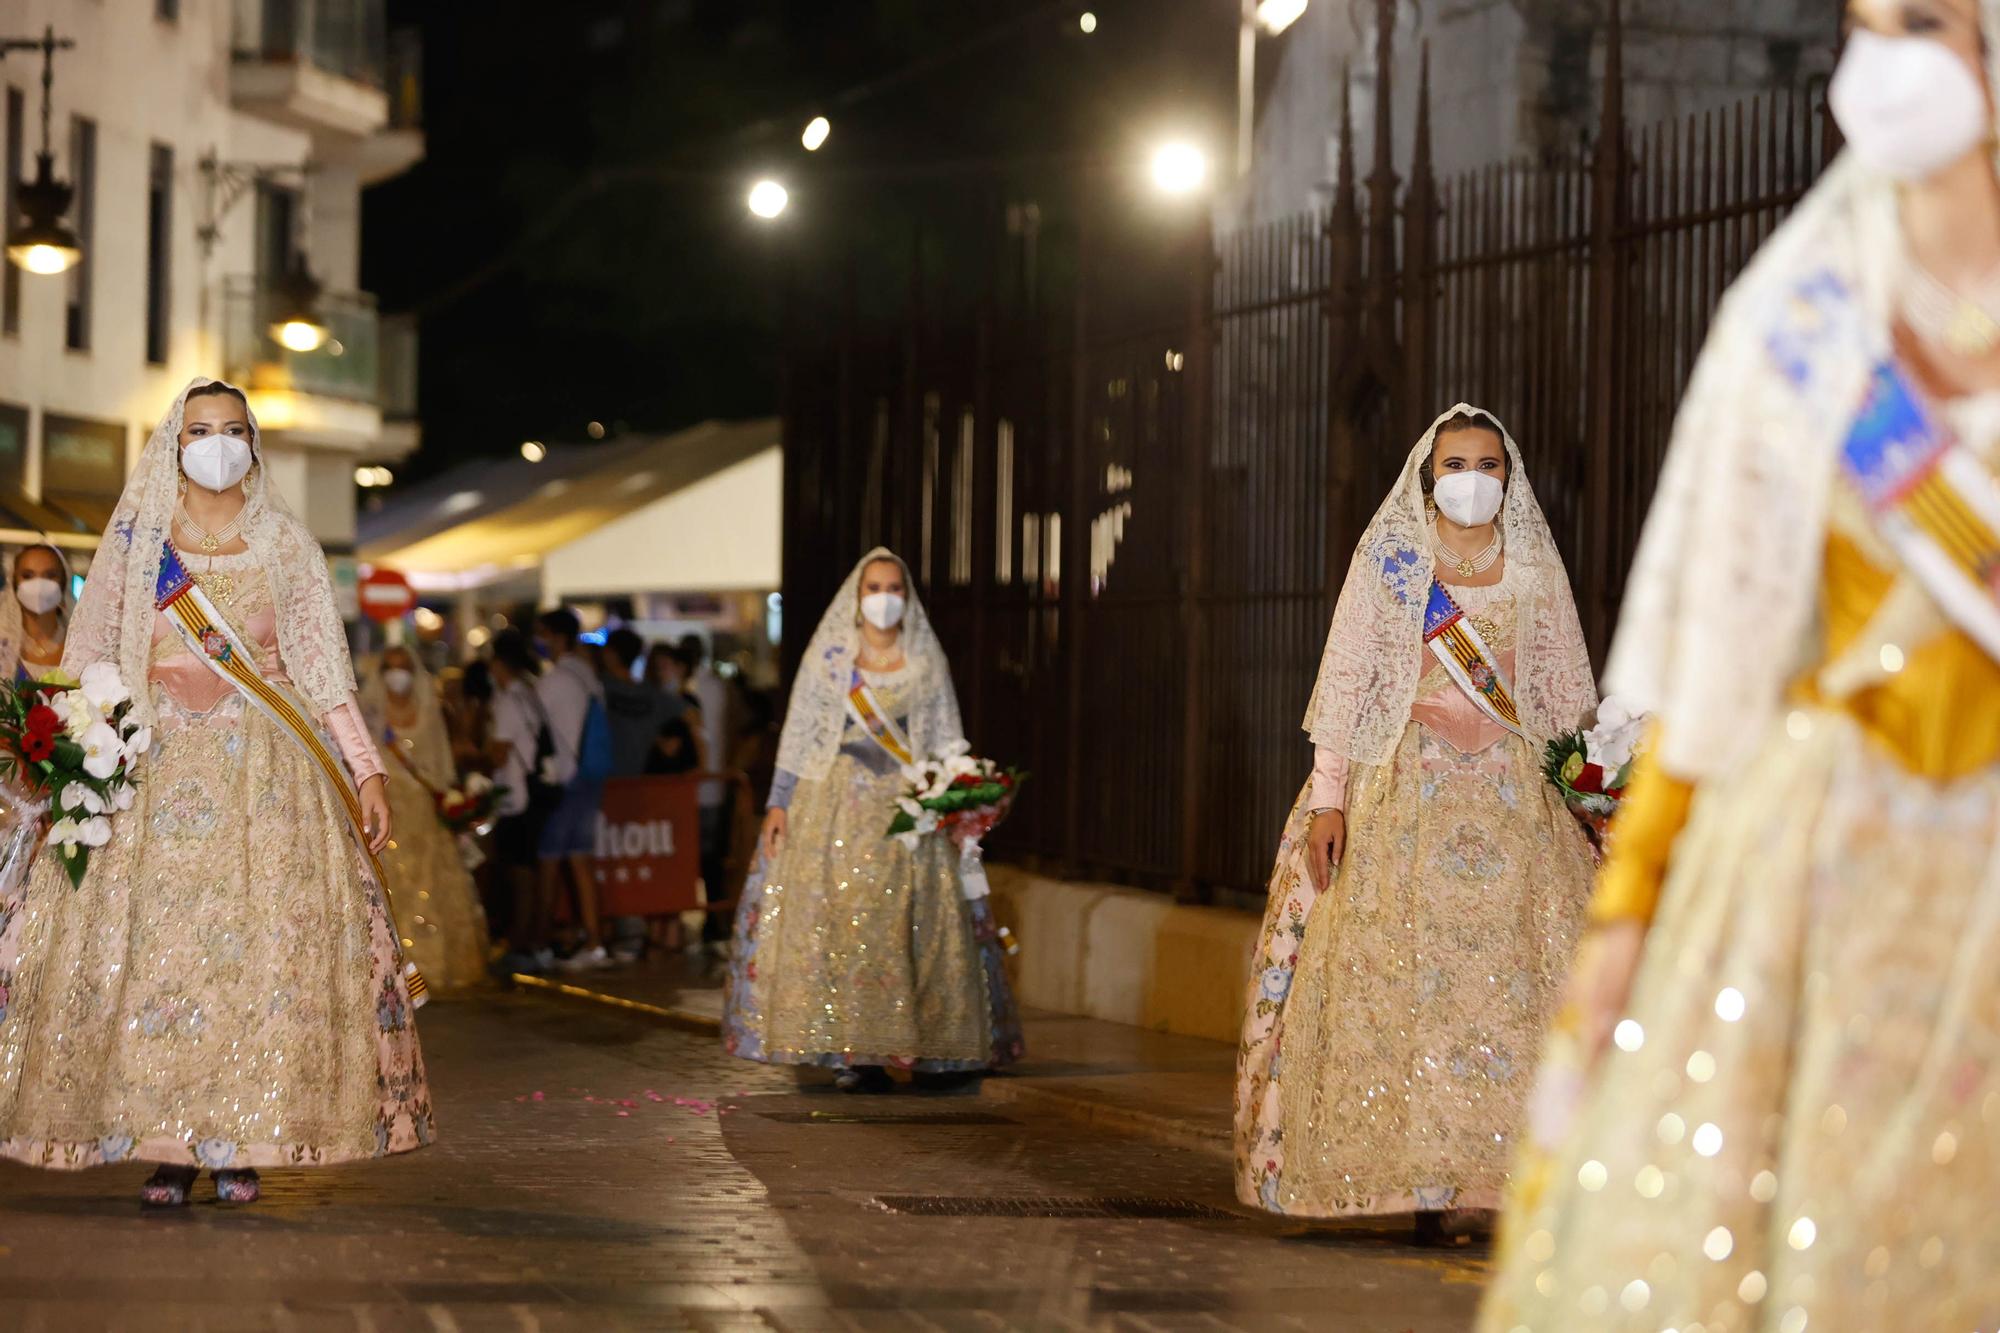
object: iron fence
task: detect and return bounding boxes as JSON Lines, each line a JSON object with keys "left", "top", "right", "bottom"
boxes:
{"left": 781, "top": 0, "right": 1839, "bottom": 900}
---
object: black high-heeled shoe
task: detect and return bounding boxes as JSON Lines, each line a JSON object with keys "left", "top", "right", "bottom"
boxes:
{"left": 140, "top": 1164, "right": 198, "bottom": 1207}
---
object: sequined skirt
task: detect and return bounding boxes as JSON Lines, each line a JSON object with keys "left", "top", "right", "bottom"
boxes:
{"left": 380, "top": 760, "right": 491, "bottom": 995}
{"left": 1480, "top": 709, "right": 2000, "bottom": 1331}
{"left": 1235, "top": 721, "right": 1595, "bottom": 1217}
{"left": 722, "top": 752, "right": 1022, "bottom": 1071}
{"left": 0, "top": 687, "right": 435, "bottom": 1169}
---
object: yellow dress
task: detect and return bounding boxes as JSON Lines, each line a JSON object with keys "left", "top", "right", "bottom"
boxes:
{"left": 1237, "top": 577, "right": 1599, "bottom": 1216}
{"left": 0, "top": 558, "right": 433, "bottom": 1169}
{"left": 722, "top": 665, "right": 1023, "bottom": 1070}
{"left": 377, "top": 732, "right": 491, "bottom": 995}
{"left": 1481, "top": 508, "right": 2000, "bottom": 1329}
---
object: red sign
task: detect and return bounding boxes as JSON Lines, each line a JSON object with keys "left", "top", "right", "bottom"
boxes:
{"left": 591, "top": 776, "right": 703, "bottom": 915}
{"left": 359, "top": 567, "right": 417, "bottom": 623}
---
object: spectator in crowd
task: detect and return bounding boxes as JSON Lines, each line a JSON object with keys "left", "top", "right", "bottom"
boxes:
{"left": 444, "top": 659, "right": 496, "bottom": 778}
{"left": 602, "top": 628, "right": 678, "bottom": 777}
{"left": 488, "top": 628, "right": 557, "bottom": 973}
{"left": 677, "top": 635, "right": 732, "bottom": 947}
{"left": 598, "top": 628, "right": 680, "bottom": 961}
{"left": 534, "top": 609, "right": 614, "bottom": 971}
{"left": 645, "top": 643, "right": 705, "bottom": 776}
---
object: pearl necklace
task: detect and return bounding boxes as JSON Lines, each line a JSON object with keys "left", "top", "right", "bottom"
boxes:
{"left": 1431, "top": 522, "right": 1501, "bottom": 578}
{"left": 175, "top": 501, "right": 246, "bottom": 554}
{"left": 1901, "top": 256, "right": 2000, "bottom": 358}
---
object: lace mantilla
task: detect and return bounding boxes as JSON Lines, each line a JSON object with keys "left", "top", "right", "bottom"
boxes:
{"left": 1305, "top": 403, "right": 1597, "bottom": 763}
{"left": 358, "top": 650, "right": 457, "bottom": 793}
{"left": 63, "top": 378, "right": 358, "bottom": 727}
{"left": 773, "top": 546, "right": 965, "bottom": 782}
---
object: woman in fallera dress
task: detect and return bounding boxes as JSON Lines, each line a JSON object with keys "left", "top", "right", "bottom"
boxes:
{"left": 0, "top": 379, "right": 432, "bottom": 1206}
{"left": 723, "top": 548, "right": 1022, "bottom": 1091}
{"left": 359, "top": 644, "right": 493, "bottom": 994}
{"left": 1234, "top": 405, "right": 1598, "bottom": 1241}
{"left": 1483, "top": 2, "right": 2000, "bottom": 1327}
{"left": 0, "top": 543, "right": 71, "bottom": 684}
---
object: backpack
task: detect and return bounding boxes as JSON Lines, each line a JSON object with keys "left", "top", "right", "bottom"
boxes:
{"left": 574, "top": 694, "right": 614, "bottom": 786}
{"left": 521, "top": 689, "right": 565, "bottom": 816}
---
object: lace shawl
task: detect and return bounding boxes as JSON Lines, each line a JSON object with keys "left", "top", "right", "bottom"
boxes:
{"left": 1305, "top": 403, "right": 1597, "bottom": 764}
{"left": 774, "top": 546, "right": 964, "bottom": 782}
{"left": 62, "top": 377, "right": 358, "bottom": 727}
{"left": 357, "top": 649, "right": 458, "bottom": 792}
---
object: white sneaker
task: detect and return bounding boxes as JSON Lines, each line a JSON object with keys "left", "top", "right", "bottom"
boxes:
{"left": 558, "top": 945, "right": 611, "bottom": 973}
{"left": 532, "top": 948, "right": 556, "bottom": 971}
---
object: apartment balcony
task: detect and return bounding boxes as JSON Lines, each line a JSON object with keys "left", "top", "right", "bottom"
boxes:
{"left": 230, "top": 0, "right": 392, "bottom": 138}
{"left": 222, "top": 276, "right": 383, "bottom": 449}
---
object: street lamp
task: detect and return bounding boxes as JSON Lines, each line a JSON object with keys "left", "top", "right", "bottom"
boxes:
{"left": 2, "top": 27, "right": 78, "bottom": 277}
{"left": 1149, "top": 141, "right": 1210, "bottom": 197}
{"left": 520, "top": 440, "right": 547, "bottom": 463}
{"left": 1255, "top": 0, "right": 1308, "bottom": 34}
{"left": 1079, "top": 11, "right": 1098, "bottom": 33}
{"left": 267, "top": 255, "right": 329, "bottom": 353}
{"left": 801, "top": 116, "right": 831, "bottom": 152}
{"left": 747, "top": 178, "right": 789, "bottom": 220}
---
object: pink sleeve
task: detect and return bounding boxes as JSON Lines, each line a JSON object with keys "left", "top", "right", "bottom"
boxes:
{"left": 1308, "top": 745, "right": 1349, "bottom": 813}
{"left": 325, "top": 698, "right": 386, "bottom": 789}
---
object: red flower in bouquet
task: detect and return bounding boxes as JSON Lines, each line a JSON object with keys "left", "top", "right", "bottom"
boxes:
{"left": 18, "top": 730, "right": 53, "bottom": 763}
{"left": 24, "top": 704, "right": 59, "bottom": 739}
{"left": 1571, "top": 762, "right": 1606, "bottom": 795}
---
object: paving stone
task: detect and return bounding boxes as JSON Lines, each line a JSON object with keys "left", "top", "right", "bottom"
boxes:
{"left": 0, "top": 983, "right": 1481, "bottom": 1330}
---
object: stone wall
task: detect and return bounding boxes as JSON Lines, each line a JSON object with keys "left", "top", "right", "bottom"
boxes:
{"left": 1225, "top": 0, "right": 1837, "bottom": 228}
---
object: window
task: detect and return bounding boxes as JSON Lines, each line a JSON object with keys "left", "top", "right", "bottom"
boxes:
{"left": 254, "top": 180, "right": 299, "bottom": 283}
{"left": 145, "top": 144, "right": 172, "bottom": 365}
{"left": 0, "top": 402, "right": 26, "bottom": 492}
{"left": 63, "top": 116, "right": 95, "bottom": 352}
{"left": 40, "top": 413, "right": 125, "bottom": 500}
{"left": 3, "top": 88, "right": 20, "bottom": 338}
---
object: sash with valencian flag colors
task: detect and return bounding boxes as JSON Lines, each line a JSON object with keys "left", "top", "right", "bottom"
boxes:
{"left": 154, "top": 540, "right": 427, "bottom": 1006}
{"left": 1422, "top": 579, "right": 1528, "bottom": 740}
{"left": 1840, "top": 363, "right": 2000, "bottom": 665}
{"left": 844, "top": 666, "right": 916, "bottom": 766}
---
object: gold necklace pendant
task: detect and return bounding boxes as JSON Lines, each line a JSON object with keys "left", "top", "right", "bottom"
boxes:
{"left": 199, "top": 532, "right": 221, "bottom": 554}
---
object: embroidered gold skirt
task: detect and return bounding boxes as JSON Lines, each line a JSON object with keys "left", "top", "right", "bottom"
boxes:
{"left": 1481, "top": 709, "right": 2000, "bottom": 1331}
{"left": 723, "top": 745, "right": 1020, "bottom": 1071}
{"left": 0, "top": 687, "right": 435, "bottom": 1169}
{"left": 1236, "top": 721, "right": 1595, "bottom": 1216}
{"left": 379, "top": 760, "right": 491, "bottom": 995}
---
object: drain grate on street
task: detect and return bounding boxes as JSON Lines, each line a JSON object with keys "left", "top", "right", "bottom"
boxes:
{"left": 871, "top": 1195, "right": 1237, "bottom": 1220}
{"left": 758, "top": 1110, "right": 1020, "bottom": 1126}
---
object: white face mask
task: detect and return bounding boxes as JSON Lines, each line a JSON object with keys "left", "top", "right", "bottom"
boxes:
{"left": 860, "top": 591, "right": 906, "bottom": 631}
{"left": 1432, "top": 471, "right": 1505, "bottom": 527}
{"left": 15, "top": 577, "right": 61, "bottom": 615}
{"left": 1830, "top": 29, "right": 1991, "bottom": 184}
{"left": 181, "top": 435, "right": 254, "bottom": 493}
{"left": 382, "top": 667, "right": 415, "bottom": 696}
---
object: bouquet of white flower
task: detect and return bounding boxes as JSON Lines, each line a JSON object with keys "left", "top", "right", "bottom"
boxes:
{"left": 0, "top": 663, "right": 151, "bottom": 888}
{"left": 886, "top": 741, "right": 1025, "bottom": 899}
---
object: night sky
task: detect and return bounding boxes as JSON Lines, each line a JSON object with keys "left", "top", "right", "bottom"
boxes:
{"left": 362, "top": 0, "right": 1236, "bottom": 482}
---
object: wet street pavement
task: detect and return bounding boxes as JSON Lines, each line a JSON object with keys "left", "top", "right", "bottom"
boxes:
{"left": 0, "top": 984, "right": 1485, "bottom": 1331}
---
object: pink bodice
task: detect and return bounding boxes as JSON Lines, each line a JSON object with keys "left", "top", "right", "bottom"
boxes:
{"left": 150, "top": 597, "right": 284, "bottom": 713}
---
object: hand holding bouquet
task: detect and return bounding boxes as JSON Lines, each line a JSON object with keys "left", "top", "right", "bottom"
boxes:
{"left": 0, "top": 664, "right": 151, "bottom": 888}
{"left": 886, "top": 740, "right": 1025, "bottom": 855}
{"left": 1542, "top": 696, "right": 1648, "bottom": 850}
{"left": 435, "top": 771, "right": 505, "bottom": 838}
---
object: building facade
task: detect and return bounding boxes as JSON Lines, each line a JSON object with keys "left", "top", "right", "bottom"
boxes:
{"left": 0, "top": 0, "right": 419, "bottom": 582}
{"left": 1231, "top": 0, "right": 1836, "bottom": 226}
